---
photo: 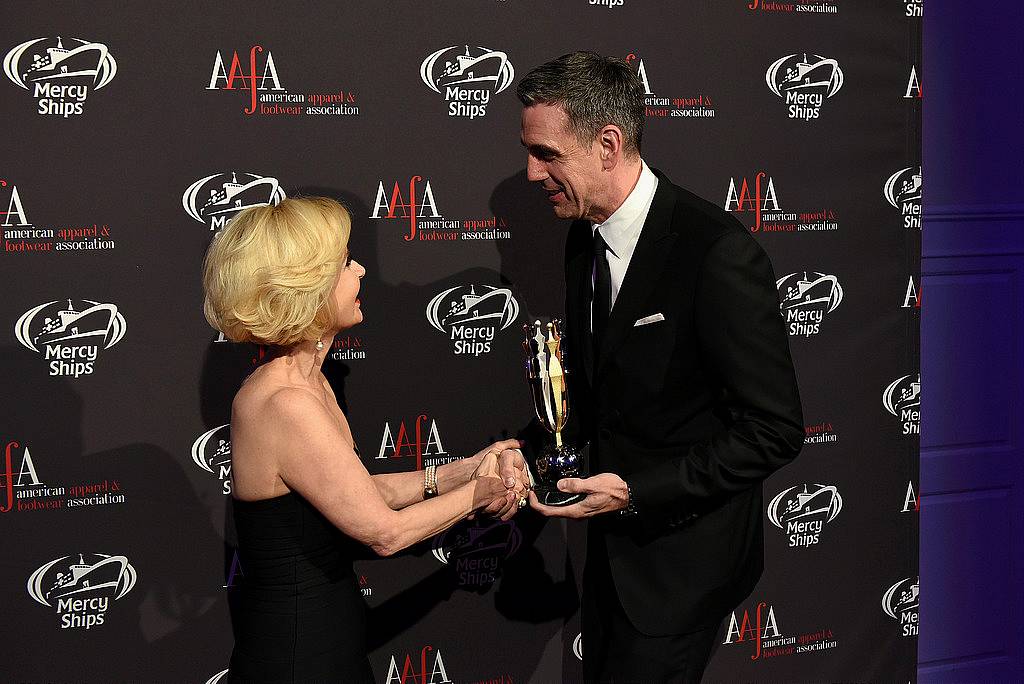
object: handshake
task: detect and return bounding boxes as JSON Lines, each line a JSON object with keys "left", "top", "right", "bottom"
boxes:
{"left": 467, "top": 438, "right": 631, "bottom": 521}
{"left": 468, "top": 439, "right": 532, "bottom": 522}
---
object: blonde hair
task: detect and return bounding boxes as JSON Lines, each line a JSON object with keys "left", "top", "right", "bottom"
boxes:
{"left": 202, "top": 197, "right": 351, "bottom": 347}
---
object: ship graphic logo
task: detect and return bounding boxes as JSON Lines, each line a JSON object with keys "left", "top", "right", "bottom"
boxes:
{"left": 882, "top": 576, "right": 919, "bottom": 620}
{"left": 192, "top": 424, "right": 232, "bottom": 473}
{"left": 766, "top": 53, "right": 844, "bottom": 99}
{"left": 427, "top": 285, "right": 519, "bottom": 333}
{"left": 420, "top": 45, "right": 515, "bottom": 95}
{"left": 767, "top": 483, "right": 843, "bottom": 530}
{"left": 883, "top": 373, "right": 921, "bottom": 416}
{"left": 27, "top": 553, "right": 137, "bottom": 608}
{"left": 4, "top": 36, "right": 117, "bottom": 90}
{"left": 15, "top": 299, "right": 127, "bottom": 354}
{"left": 205, "top": 671, "right": 229, "bottom": 684}
{"left": 884, "top": 166, "right": 922, "bottom": 209}
{"left": 183, "top": 171, "right": 286, "bottom": 230}
{"left": 776, "top": 272, "right": 843, "bottom": 314}
{"left": 432, "top": 518, "right": 523, "bottom": 565}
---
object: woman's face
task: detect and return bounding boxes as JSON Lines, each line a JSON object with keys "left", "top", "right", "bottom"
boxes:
{"left": 331, "top": 249, "right": 366, "bottom": 331}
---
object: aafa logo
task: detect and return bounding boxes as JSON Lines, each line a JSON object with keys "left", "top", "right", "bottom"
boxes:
{"left": 625, "top": 53, "right": 715, "bottom": 119}
{"left": 725, "top": 172, "right": 838, "bottom": 234}
{"left": 883, "top": 373, "right": 920, "bottom": 435}
{"left": 420, "top": 45, "right": 514, "bottom": 119}
{"left": 902, "top": 275, "right": 921, "bottom": 309}
{"left": 726, "top": 172, "right": 780, "bottom": 231}
{"left": 370, "top": 176, "right": 509, "bottom": 243}
{"left": 767, "top": 483, "right": 842, "bottom": 547}
{"left": 2, "top": 179, "right": 30, "bottom": 227}
{"left": 370, "top": 176, "right": 442, "bottom": 241}
{"left": 431, "top": 518, "right": 522, "bottom": 587}
{"left": 723, "top": 601, "right": 783, "bottom": 660}
{"left": 28, "top": 553, "right": 137, "bottom": 629}
{"left": 183, "top": 171, "right": 286, "bottom": 231}
{"left": 766, "top": 53, "right": 843, "bottom": 120}
{"left": 384, "top": 645, "right": 452, "bottom": 684}
{"left": 725, "top": 600, "right": 837, "bottom": 659}
{"left": 2, "top": 440, "right": 42, "bottom": 513}
{"left": 16, "top": 299, "right": 126, "bottom": 377}
{"left": 776, "top": 272, "right": 843, "bottom": 337}
{"left": 884, "top": 167, "right": 922, "bottom": 229}
{"left": 207, "top": 46, "right": 283, "bottom": 114}
{"left": 192, "top": 424, "right": 232, "bottom": 495}
{"left": 902, "top": 480, "right": 919, "bottom": 513}
{"left": 426, "top": 285, "right": 519, "bottom": 356}
{"left": 882, "top": 577, "right": 919, "bottom": 636}
{"left": 2, "top": 178, "right": 116, "bottom": 253}
{"left": 4, "top": 36, "right": 116, "bottom": 116}
{"left": 904, "top": 65, "right": 922, "bottom": 98}
{"left": 377, "top": 415, "right": 451, "bottom": 470}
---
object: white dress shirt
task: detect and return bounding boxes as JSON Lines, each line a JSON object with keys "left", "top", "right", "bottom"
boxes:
{"left": 592, "top": 161, "right": 659, "bottom": 329}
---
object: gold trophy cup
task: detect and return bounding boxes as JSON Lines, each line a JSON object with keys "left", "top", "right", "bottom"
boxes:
{"left": 523, "top": 319, "right": 584, "bottom": 506}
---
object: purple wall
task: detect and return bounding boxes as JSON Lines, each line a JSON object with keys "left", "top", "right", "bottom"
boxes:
{"left": 920, "top": 0, "right": 1024, "bottom": 680}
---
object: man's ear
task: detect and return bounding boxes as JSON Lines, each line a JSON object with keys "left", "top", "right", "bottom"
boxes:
{"left": 598, "top": 124, "right": 624, "bottom": 169}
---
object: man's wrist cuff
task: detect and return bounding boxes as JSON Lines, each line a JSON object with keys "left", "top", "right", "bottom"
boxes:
{"left": 619, "top": 480, "right": 638, "bottom": 516}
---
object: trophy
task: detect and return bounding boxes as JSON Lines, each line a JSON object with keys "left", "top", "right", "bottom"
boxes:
{"left": 523, "top": 319, "right": 584, "bottom": 506}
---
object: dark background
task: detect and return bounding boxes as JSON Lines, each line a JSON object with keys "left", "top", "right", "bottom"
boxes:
{"left": 1, "top": 2, "right": 919, "bottom": 682}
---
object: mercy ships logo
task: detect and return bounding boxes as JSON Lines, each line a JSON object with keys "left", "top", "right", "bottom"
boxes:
{"left": 16, "top": 299, "right": 126, "bottom": 377}
{"left": 884, "top": 166, "right": 922, "bottom": 229}
{"left": 28, "top": 553, "right": 137, "bottom": 630}
{"left": 776, "top": 272, "right": 843, "bottom": 337}
{"left": 426, "top": 285, "right": 519, "bottom": 356}
{"left": 882, "top": 577, "right": 919, "bottom": 637}
{"left": 4, "top": 36, "right": 117, "bottom": 116}
{"left": 192, "top": 424, "right": 232, "bottom": 495}
{"left": 183, "top": 172, "right": 286, "bottom": 231}
{"left": 767, "top": 484, "right": 842, "bottom": 547}
{"left": 420, "top": 45, "right": 514, "bottom": 119}
{"left": 766, "top": 53, "right": 843, "bottom": 120}
{"left": 432, "top": 519, "right": 523, "bottom": 588}
{"left": 883, "top": 373, "right": 920, "bottom": 435}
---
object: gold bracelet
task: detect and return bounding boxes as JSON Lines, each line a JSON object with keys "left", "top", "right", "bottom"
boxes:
{"left": 424, "top": 464, "right": 438, "bottom": 498}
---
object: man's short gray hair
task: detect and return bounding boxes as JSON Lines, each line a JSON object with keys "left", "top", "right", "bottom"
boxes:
{"left": 516, "top": 51, "right": 645, "bottom": 158}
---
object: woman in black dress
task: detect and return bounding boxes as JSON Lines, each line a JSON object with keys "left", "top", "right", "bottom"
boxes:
{"left": 202, "top": 197, "right": 530, "bottom": 683}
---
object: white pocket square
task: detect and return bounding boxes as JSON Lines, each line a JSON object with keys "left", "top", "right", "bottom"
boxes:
{"left": 634, "top": 313, "right": 665, "bottom": 327}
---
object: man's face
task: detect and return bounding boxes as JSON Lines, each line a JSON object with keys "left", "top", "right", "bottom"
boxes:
{"left": 520, "top": 103, "right": 604, "bottom": 221}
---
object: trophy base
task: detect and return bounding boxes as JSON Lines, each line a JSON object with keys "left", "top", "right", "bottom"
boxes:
{"left": 532, "top": 485, "right": 585, "bottom": 507}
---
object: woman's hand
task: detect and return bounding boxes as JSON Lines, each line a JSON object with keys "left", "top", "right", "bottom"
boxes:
{"left": 470, "top": 451, "right": 508, "bottom": 512}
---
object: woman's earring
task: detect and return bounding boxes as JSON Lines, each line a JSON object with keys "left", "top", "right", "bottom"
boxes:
{"left": 315, "top": 339, "right": 324, "bottom": 352}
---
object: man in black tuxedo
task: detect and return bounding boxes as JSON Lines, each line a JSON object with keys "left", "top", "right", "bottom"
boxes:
{"left": 516, "top": 52, "right": 804, "bottom": 682}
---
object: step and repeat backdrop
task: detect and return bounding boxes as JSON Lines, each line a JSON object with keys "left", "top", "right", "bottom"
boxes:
{"left": 1, "top": 2, "right": 921, "bottom": 682}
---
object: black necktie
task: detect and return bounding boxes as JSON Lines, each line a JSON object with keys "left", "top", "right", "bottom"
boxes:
{"left": 592, "top": 229, "right": 612, "bottom": 354}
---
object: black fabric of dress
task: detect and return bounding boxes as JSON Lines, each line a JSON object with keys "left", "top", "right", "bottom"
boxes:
{"left": 228, "top": 490, "right": 374, "bottom": 684}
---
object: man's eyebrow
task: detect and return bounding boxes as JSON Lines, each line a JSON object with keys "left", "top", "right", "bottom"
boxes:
{"left": 526, "top": 142, "right": 559, "bottom": 156}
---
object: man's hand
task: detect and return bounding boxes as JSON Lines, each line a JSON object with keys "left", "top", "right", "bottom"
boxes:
{"left": 528, "top": 472, "right": 629, "bottom": 518}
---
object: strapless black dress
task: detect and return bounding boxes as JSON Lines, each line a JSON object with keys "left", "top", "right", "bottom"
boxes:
{"left": 228, "top": 490, "right": 374, "bottom": 683}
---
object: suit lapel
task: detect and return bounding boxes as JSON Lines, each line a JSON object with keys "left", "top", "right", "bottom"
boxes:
{"left": 565, "top": 221, "right": 595, "bottom": 385}
{"left": 596, "top": 174, "right": 679, "bottom": 376}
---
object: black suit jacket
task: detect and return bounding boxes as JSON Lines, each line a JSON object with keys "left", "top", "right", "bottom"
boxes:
{"left": 551, "top": 169, "right": 803, "bottom": 636}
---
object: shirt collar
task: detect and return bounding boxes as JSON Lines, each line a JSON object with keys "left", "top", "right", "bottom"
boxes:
{"left": 592, "top": 161, "right": 658, "bottom": 258}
